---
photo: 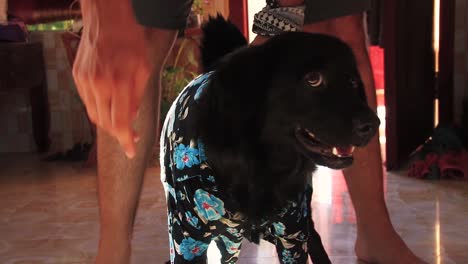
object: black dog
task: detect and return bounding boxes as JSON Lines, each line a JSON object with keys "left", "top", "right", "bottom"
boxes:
{"left": 161, "top": 16, "right": 379, "bottom": 264}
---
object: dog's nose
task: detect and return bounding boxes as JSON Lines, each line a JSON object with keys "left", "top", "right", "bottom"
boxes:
{"left": 352, "top": 113, "right": 380, "bottom": 143}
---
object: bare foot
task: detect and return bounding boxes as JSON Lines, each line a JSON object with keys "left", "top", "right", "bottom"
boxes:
{"left": 355, "top": 230, "right": 427, "bottom": 264}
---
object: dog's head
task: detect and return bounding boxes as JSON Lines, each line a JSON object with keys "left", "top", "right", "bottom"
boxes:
{"left": 259, "top": 33, "right": 380, "bottom": 169}
{"left": 198, "top": 32, "right": 379, "bottom": 218}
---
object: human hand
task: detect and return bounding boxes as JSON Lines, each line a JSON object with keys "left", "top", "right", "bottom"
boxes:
{"left": 73, "top": 1, "right": 151, "bottom": 158}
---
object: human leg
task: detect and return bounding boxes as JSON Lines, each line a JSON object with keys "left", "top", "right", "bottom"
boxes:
{"left": 302, "top": 15, "right": 424, "bottom": 263}
{"left": 95, "top": 29, "right": 178, "bottom": 263}
{"left": 252, "top": 4, "right": 424, "bottom": 262}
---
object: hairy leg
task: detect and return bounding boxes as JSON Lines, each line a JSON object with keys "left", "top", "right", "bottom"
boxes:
{"left": 95, "top": 29, "right": 178, "bottom": 263}
{"left": 252, "top": 13, "right": 424, "bottom": 264}
{"left": 302, "top": 15, "right": 424, "bottom": 264}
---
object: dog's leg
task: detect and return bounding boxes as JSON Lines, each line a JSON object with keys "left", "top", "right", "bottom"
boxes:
{"left": 167, "top": 255, "right": 208, "bottom": 264}
{"left": 165, "top": 199, "right": 210, "bottom": 263}
{"left": 269, "top": 185, "right": 331, "bottom": 264}
{"left": 270, "top": 222, "right": 309, "bottom": 264}
{"left": 306, "top": 219, "right": 331, "bottom": 264}
{"left": 173, "top": 255, "right": 208, "bottom": 264}
{"left": 269, "top": 191, "right": 311, "bottom": 264}
{"left": 212, "top": 230, "right": 244, "bottom": 263}
{"left": 165, "top": 225, "right": 209, "bottom": 264}
{"left": 305, "top": 187, "right": 331, "bottom": 264}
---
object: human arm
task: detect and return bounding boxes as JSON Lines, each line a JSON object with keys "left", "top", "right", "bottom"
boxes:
{"left": 72, "top": 0, "right": 155, "bottom": 158}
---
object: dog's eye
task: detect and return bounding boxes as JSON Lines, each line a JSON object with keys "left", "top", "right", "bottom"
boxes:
{"left": 305, "top": 72, "right": 323, "bottom": 87}
{"left": 350, "top": 78, "right": 360, "bottom": 89}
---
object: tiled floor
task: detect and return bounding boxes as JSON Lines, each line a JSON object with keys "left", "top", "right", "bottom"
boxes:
{"left": 1, "top": 154, "right": 468, "bottom": 263}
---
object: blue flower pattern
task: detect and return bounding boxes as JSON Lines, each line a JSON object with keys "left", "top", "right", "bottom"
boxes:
{"left": 174, "top": 144, "right": 200, "bottom": 170}
{"left": 188, "top": 72, "right": 212, "bottom": 87}
{"left": 162, "top": 71, "right": 315, "bottom": 262}
{"left": 176, "top": 174, "right": 201, "bottom": 182}
{"left": 298, "top": 232, "right": 306, "bottom": 241}
{"left": 206, "top": 175, "right": 215, "bottom": 183}
{"left": 194, "top": 79, "right": 210, "bottom": 101}
{"left": 176, "top": 191, "right": 186, "bottom": 201}
{"left": 177, "top": 88, "right": 190, "bottom": 105}
{"left": 179, "top": 237, "right": 209, "bottom": 260}
{"left": 194, "top": 189, "right": 225, "bottom": 221}
{"left": 282, "top": 249, "right": 296, "bottom": 264}
{"left": 219, "top": 235, "right": 242, "bottom": 254}
{"left": 226, "top": 227, "right": 243, "bottom": 238}
{"left": 197, "top": 139, "right": 208, "bottom": 162}
{"left": 301, "top": 194, "right": 308, "bottom": 218}
{"left": 169, "top": 233, "right": 175, "bottom": 263}
{"left": 188, "top": 72, "right": 213, "bottom": 102}
{"left": 165, "top": 183, "right": 176, "bottom": 200}
{"left": 273, "top": 222, "right": 286, "bottom": 236}
{"left": 185, "top": 211, "right": 200, "bottom": 229}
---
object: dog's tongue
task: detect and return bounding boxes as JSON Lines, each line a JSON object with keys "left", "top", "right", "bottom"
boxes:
{"left": 336, "top": 146, "right": 354, "bottom": 156}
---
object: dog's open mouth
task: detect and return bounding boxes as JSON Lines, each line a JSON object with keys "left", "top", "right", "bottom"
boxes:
{"left": 295, "top": 127, "right": 355, "bottom": 169}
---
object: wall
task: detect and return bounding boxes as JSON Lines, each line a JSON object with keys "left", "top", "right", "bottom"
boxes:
{"left": 0, "top": 0, "right": 6, "bottom": 23}
{"left": 30, "top": 31, "right": 93, "bottom": 153}
{"left": 247, "top": 0, "right": 265, "bottom": 42}
{"left": 203, "top": 0, "right": 229, "bottom": 19}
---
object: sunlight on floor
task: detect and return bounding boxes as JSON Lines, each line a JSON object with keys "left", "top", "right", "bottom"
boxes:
{"left": 207, "top": 241, "right": 222, "bottom": 264}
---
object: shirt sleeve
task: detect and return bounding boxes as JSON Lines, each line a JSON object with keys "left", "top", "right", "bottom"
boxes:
{"left": 304, "top": 0, "right": 371, "bottom": 24}
{"left": 131, "top": 0, "right": 194, "bottom": 29}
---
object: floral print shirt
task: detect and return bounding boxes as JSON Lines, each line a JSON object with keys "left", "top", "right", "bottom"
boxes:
{"left": 160, "top": 72, "right": 314, "bottom": 263}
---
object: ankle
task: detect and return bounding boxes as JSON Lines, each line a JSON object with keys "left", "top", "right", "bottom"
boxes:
{"left": 356, "top": 210, "right": 393, "bottom": 232}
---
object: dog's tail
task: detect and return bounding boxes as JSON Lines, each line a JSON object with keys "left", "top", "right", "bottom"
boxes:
{"left": 201, "top": 14, "right": 248, "bottom": 72}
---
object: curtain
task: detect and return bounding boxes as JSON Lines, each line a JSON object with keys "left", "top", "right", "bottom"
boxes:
{"left": 367, "top": 0, "right": 383, "bottom": 46}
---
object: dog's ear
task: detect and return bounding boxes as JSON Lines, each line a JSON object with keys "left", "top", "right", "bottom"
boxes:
{"left": 199, "top": 45, "right": 271, "bottom": 148}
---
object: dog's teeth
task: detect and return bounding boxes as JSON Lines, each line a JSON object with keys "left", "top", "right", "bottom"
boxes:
{"left": 332, "top": 147, "right": 339, "bottom": 157}
{"left": 305, "top": 129, "right": 315, "bottom": 139}
{"left": 350, "top": 146, "right": 356, "bottom": 153}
